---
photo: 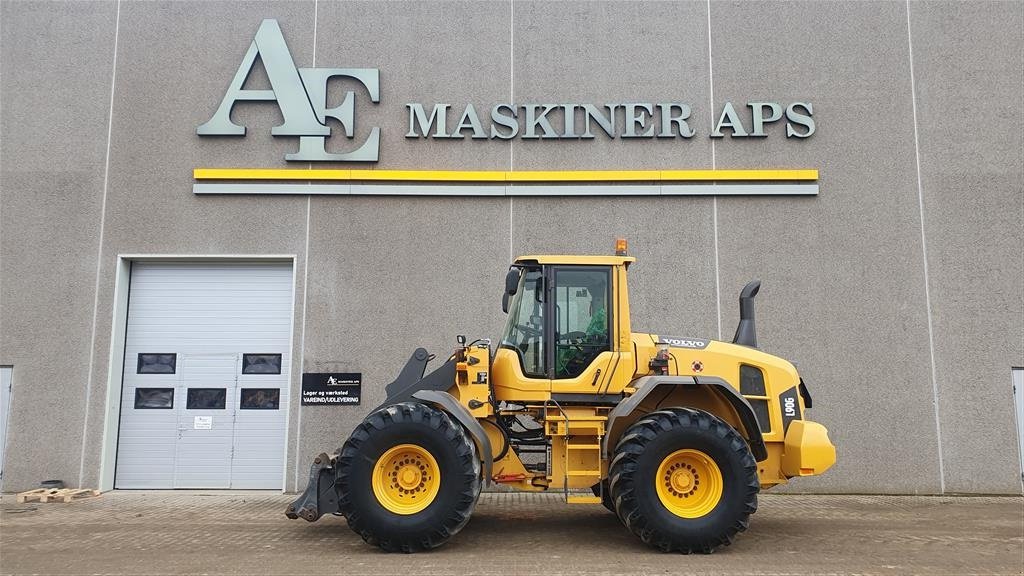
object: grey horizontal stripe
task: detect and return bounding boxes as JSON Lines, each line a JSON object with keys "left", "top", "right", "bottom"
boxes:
{"left": 350, "top": 184, "right": 506, "bottom": 196}
{"left": 661, "top": 184, "right": 818, "bottom": 196}
{"left": 193, "top": 183, "right": 818, "bottom": 196}
{"left": 507, "top": 185, "right": 655, "bottom": 196}
{"left": 193, "top": 184, "right": 353, "bottom": 195}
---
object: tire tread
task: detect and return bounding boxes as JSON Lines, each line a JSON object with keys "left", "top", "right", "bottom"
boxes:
{"left": 609, "top": 408, "right": 759, "bottom": 554}
{"left": 336, "top": 402, "right": 481, "bottom": 553}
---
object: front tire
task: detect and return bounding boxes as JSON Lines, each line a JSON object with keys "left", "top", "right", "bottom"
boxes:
{"left": 336, "top": 402, "right": 481, "bottom": 552}
{"left": 609, "top": 408, "right": 759, "bottom": 553}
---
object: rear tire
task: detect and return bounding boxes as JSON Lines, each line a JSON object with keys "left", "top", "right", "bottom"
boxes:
{"left": 609, "top": 408, "right": 759, "bottom": 553}
{"left": 336, "top": 402, "right": 481, "bottom": 552}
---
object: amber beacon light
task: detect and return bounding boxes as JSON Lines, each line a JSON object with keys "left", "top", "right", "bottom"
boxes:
{"left": 615, "top": 238, "right": 628, "bottom": 256}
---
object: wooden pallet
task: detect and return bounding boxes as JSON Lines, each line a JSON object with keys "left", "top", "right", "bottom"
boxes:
{"left": 16, "top": 488, "right": 100, "bottom": 504}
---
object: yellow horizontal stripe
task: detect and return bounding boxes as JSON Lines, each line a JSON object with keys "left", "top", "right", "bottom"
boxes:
{"left": 193, "top": 168, "right": 818, "bottom": 182}
{"left": 348, "top": 169, "right": 509, "bottom": 182}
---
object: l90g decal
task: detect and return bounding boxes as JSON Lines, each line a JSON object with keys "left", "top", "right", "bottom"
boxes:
{"left": 779, "top": 386, "right": 801, "bottom": 433}
{"left": 657, "top": 336, "right": 710, "bottom": 349}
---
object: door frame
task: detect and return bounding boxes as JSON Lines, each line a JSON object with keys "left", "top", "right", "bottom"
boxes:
{"left": 98, "top": 255, "right": 297, "bottom": 492}
{"left": 0, "top": 366, "right": 12, "bottom": 491}
{"left": 1013, "top": 366, "right": 1024, "bottom": 490}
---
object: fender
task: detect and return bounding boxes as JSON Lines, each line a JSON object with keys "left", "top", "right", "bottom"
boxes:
{"left": 603, "top": 375, "right": 768, "bottom": 462}
{"left": 373, "top": 348, "right": 492, "bottom": 482}
{"left": 412, "top": 390, "right": 493, "bottom": 483}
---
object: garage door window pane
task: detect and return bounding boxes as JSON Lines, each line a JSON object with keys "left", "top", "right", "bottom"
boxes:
{"left": 241, "top": 388, "right": 280, "bottom": 410}
{"left": 242, "top": 354, "right": 282, "bottom": 374}
{"left": 138, "top": 353, "right": 176, "bottom": 374}
{"left": 134, "top": 388, "right": 174, "bottom": 409}
{"left": 187, "top": 388, "right": 226, "bottom": 409}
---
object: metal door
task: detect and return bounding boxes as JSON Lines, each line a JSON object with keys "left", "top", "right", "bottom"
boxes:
{"left": 173, "top": 355, "right": 237, "bottom": 489}
{"left": 0, "top": 367, "right": 12, "bottom": 489}
{"left": 115, "top": 261, "right": 293, "bottom": 489}
{"left": 231, "top": 354, "right": 289, "bottom": 489}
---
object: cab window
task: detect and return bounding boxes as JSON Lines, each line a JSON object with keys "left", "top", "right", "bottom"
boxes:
{"left": 501, "top": 268, "right": 546, "bottom": 377}
{"left": 554, "top": 267, "right": 611, "bottom": 378}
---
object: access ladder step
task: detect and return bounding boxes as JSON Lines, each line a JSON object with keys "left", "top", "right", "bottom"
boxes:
{"left": 566, "top": 495, "right": 603, "bottom": 505}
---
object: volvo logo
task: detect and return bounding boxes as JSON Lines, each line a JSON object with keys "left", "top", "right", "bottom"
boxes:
{"left": 658, "top": 336, "right": 710, "bottom": 349}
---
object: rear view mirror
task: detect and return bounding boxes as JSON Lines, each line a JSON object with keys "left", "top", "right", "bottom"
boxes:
{"left": 505, "top": 268, "right": 521, "bottom": 295}
{"left": 502, "top": 268, "right": 522, "bottom": 314}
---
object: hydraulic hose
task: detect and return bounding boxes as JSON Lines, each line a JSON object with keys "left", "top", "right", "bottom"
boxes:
{"left": 480, "top": 418, "right": 510, "bottom": 461}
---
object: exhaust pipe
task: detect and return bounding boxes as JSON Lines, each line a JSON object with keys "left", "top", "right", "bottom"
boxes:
{"left": 732, "top": 280, "right": 761, "bottom": 348}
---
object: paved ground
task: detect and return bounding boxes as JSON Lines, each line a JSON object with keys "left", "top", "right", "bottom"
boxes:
{"left": 1, "top": 491, "right": 1021, "bottom": 575}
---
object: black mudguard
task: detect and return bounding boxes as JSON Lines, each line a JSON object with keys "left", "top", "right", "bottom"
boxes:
{"left": 604, "top": 375, "right": 769, "bottom": 462}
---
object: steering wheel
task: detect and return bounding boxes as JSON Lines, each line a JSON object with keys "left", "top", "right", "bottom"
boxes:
{"left": 560, "top": 332, "right": 588, "bottom": 352}
{"left": 558, "top": 331, "right": 588, "bottom": 358}
{"left": 516, "top": 323, "right": 543, "bottom": 337}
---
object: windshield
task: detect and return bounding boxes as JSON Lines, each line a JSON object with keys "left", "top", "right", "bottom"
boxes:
{"left": 500, "top": 267, "right": 545, "bottom": 377}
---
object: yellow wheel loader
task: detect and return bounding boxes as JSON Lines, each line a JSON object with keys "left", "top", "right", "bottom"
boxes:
{"left": 286, "top": 241, "right": 836, "bottom": 553}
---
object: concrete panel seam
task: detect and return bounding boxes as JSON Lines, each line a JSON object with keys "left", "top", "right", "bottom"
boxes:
{"left": 293, "top": 0, "right": 318, "bottom": 493}
{"left": 294, "top": 197, "right": 311, "bottom": 491}
{"left": 509, "top": 196, "right": 514, "bottom": 263}
{"left": 509, "top": 0, "right": 514, "bottom": 173}
{"left": 508, "top": 0, "right": 514, "bottom": 264}
{"left": 707, "top": 0, "right": 722, "bottom": 341}
{"left": 307, "top": 0, "right": 318, "bottom": 175}
{"left": 906, "top": 0, "right": 944, "bottom": 493}
{"left": 80, "top": 0, "right": 121, "bottom": 488}
{"left": 712, "top": 198, "right": 721, "bottom": 340}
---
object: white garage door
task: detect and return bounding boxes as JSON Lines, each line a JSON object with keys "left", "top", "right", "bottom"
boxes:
{"left": 115, "top": 262, "right": 293, "bottom": 489}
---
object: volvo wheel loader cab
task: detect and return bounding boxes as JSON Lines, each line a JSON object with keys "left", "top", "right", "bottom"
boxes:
{"left": 287, "top": 241, "right": 836, "bottom": 554}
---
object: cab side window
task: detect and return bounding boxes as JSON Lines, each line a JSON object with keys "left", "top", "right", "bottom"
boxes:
{"left": 506, "top": 268, "right": 546, "bottom": 377}
{"left": 554, "top": 267, "right": 611, "bottom": 379}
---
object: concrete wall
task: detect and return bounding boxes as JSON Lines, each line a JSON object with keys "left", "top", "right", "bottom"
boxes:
{"left": 1, "top": 0, "right": 119, "bottom": 489}
{"left": 1, "top": 0, "right": 1020, "bottom": 494}
{"left": 910, "top": 0, "right": 1024, "bottom": 493}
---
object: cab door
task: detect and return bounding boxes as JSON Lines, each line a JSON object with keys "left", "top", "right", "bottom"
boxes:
{"left": 549, "top": 266, "right": 617, "bottom": 395}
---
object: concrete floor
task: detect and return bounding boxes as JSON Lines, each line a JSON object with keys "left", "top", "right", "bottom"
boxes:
{"left": 1, "top": 491, "right": 1021, "bottom": 575}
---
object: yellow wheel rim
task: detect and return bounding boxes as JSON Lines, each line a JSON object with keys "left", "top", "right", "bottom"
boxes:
{"left": 372, "top": 444, "right": 441, "bottom": 515}
{"left": 655, "top": 449, "right": 723, "bottom": 518}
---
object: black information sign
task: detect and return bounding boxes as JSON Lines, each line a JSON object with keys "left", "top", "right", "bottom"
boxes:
{"left": 301, "top": 372, "right": 361, "bottom": 406}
